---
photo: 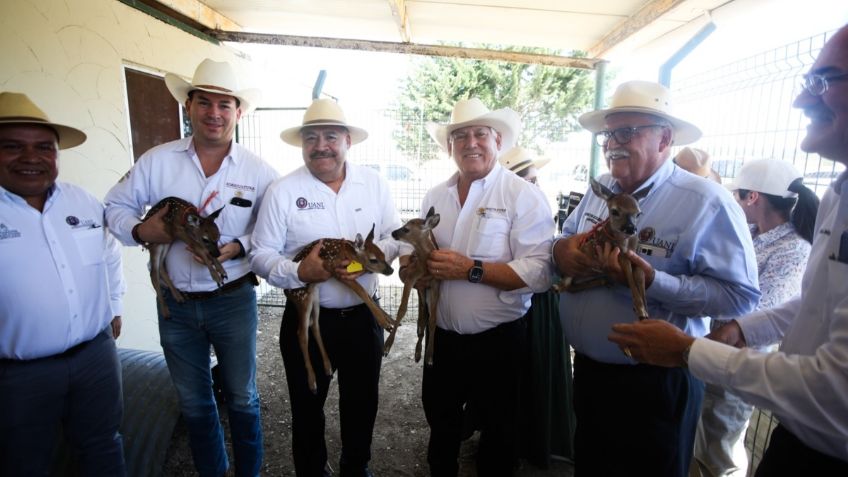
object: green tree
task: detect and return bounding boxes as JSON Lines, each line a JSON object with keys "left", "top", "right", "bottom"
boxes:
{"left": 393, "top": 47, "right": 595, "bottom": 163}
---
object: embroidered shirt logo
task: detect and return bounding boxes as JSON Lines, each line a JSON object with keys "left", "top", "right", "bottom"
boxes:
{"left": 225, "top": 182, "right": 255, "bottom": 192}
{"left": 296, "top": 197, "right": 325, "bottom": 210}
{"left": 476, "top": 207, "right": 507, "bottom": 218}
{"left": 0, "top": 223, "right": 21, "bottom": 240}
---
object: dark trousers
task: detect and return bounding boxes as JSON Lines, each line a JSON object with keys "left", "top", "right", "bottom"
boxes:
{"left": 572, "top": 353, "right": 703, "bottom": 477}
{"left": 0, "top": 327, "right": 125, "bottom": 476}
{"left": 280, "top": 300, "right": 384, "bottom": 477}
{"left": 755, "top": 424, "right": 848, "bottom": 476}
{"left": 422, "top": 318, "right": 526, "bottom": 477}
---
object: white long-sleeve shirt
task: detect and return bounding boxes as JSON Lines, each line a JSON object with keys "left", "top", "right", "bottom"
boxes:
{"left": 104, "top": 137, "right": 278, "bottom": 292}
{"left": 250, "top": 163, "right": 402, "bottom": 308}
{"left": 691, "top": 174, "right": 848, "bottom": 462}
{"left": 415, "top": 163, "right": 554, "bottom": 334}
{"left": 0, "top": 183, "right": 125, "bottom": 360}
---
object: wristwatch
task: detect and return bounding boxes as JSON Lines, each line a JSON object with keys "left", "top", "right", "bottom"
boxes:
{"left": 467, "top": 259, "right": 484, "bottom": 283}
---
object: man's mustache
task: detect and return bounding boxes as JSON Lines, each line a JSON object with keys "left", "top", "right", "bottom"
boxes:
{"left": 310, "top": 151, "right": 336, "bottom": 160}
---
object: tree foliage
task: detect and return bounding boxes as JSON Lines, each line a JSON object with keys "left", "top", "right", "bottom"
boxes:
{"left": 393, "top": 47, "right": 595, "bottom": 163}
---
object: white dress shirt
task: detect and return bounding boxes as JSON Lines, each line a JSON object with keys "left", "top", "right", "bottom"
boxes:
{"left": 691, "top": 174, "right": 848, "bottom": 462}
{"left": 0, "top": 183, "right": 125, "bottom": 360}
{"left": 250, "top": 163, "right": 402, "bottom": 308}
{"left": 104, "top": 137, "right": 279, "bottom": 292}
{"left": 415, "top": 163, "right": 554, "bottom": 334}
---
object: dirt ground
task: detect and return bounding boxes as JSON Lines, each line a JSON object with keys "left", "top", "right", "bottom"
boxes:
{"left": 164, "top": 301, "right": 574, "bottom": 476}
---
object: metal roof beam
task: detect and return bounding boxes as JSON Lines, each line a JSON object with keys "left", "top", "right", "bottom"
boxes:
{"left": 387, "top": 0, "right": 412, "bottom": 43}
{"left": 588, "top": 0, "right": 686, "bottom": 58}
{"left": 212, "top": 30, "right": 602, "bottom": 69}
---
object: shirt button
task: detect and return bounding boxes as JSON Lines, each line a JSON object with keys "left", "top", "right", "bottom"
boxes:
{"left": 68, "top": 289, "right": 74, "bottom": 294}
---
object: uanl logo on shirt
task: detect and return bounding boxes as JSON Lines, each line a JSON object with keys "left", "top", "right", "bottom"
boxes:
{"left": 637, "top": 226, "right": 676, "bottom": 258}
{"left": 0, "top": 223, "right": 21, "bottom": 240}
{"left": 66, "top": 216, "right": 97, "bottom": 229}
{"left": 296, "top": 197, "right": 325, "bottom": 210}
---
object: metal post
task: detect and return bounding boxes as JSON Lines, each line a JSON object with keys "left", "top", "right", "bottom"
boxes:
{"left": 659, "top": 21, "right": 716, "bottom": 87}
{"left": 589, "top": 60, "right": 608, "bottom": 180}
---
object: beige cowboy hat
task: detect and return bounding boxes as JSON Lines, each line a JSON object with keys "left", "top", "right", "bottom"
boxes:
{"left": 279, "top": 98, "right": 368, "bottom": 147}
{"left": 674, "top": 147, "right": 712, "bottom": 177}
{"left": 498, "top": 146, "right": 551, "bottom": 174}
{"left": 0, "top": 92, "right": 86, "bottom": 149}
{"left": 427, "top": 98, "right": 521, "bottom": 152}
{"left": 165, "top": 58, "right": 261, "bottom": 113}
{"left": 579, "top": 80, "right": 702, "bottom": 146}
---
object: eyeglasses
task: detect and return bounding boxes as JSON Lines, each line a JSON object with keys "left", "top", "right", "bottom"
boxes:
{"left": 800, "top": 72, "right": 848, "bottom": 96}
{"left": 594, "top": 125, "right": 666, "bottom": 147}
{"left": 449, "top": 127, "right": 493, "bottom": 144}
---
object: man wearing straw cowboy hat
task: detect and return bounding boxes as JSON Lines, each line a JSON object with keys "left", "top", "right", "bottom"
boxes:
{"left": 498, "top": 145, "right": 552, "bottom": 185}
{"left": 406, "top": 98, "right": 554, "bottom": 476}
{"left": 552, "top": 80, "right": 759, "bottom": 476}
{"left": 609, "top": 25, "right": 848, "bottom": 475}
{"left": 0, "top": 92, "right": 126, "bottom": 475}
{"left": 251, "top": 98, "right": 401, "bottom": 477}
{"left": 105, "top": 59, "right": 278, "bottom": 477}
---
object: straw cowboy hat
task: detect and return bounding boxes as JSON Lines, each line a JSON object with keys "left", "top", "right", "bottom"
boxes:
{"left": 0, "top": 92, "right": 86, "bottom": 149}
{"left": 165, "top": 59, "right": 261, "bottom": 113}
{"left": 579, "top": 80, "right": 702, "bottom": 145}
{"left": 498, "top": 146, "right": 551, "bottom": 174}
{"left": 728, "top": 158, "right": 802, "bottom": 198}
{"left": 674, "top": 147, "right": 713, "bottom": 177}
{"left": 427, "top": 98, "right": 521, "bottom": 152}
{"left": 279, "top": 98, "right": 368, "bottom": 147}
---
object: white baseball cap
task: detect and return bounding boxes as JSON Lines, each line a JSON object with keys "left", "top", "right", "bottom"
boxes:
{"left": 727, "top": 159, "right": 802, "bottom": 198}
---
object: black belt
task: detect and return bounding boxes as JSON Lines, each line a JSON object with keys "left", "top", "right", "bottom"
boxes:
{"left": 0, "top": 326, "right": 110, "bottom": 364}
{"left": 178, "top": 272, "right": 258, "bottom": 301}
{"left": 318, "top": 300, "right": 374, "bottom": 318}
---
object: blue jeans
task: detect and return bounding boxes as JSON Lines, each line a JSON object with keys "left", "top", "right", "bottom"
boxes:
{"left": 160, "top": 280, "right": 263, "bottom": 477}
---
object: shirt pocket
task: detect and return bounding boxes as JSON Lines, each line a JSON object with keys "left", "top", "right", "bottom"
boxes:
{"left": 469, "top": 215, "right": 510, "bottom": 260}
{"left": 73, "top": 227, "right": 105, "bottom": 266}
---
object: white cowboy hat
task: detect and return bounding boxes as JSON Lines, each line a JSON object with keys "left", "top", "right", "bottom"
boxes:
{"left": 727, "top": 158, "right": 802, "bottom": 198}
{"left": 579, "top": 80, "right": 702, "bottom": 146}
{"left": 164, "top": 59, "right": 261, "bottom": 114}
{"left": 426, "top": 98, "right": 521, "bottom": 152}
{"left": 498, "top": 146, "right": 551, "bottom": 174}
{"left": 0, "top": 92, "right": 86, "bottom": 149}
{"left": 279, "top": 98, "right": 368, "bottom": 147}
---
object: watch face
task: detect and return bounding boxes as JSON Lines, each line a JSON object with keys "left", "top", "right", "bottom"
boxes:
{"left": 468, "top": 261, "right": 483, "bottom": 283}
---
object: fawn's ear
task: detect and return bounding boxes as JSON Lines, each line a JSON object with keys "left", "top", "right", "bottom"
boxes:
{"left": 590, "top": 177, "right": 613, "bottom": 201}
{"left": 355, "top": 233, "right": 365, "bottom": 249}
{"left": 366, "top": 223, "right": 376, "bottom": 243}
{"left": 425, "top": 212, "right": 440, "bottom": 229}
{"left": 632, "top": 184, "right": 653, "bottom": 201}
{"left": 426, "top": 206, "right": 436, "bottom": 218}
{"left": 207, "top": 206, "right": 225, "bottom": 221}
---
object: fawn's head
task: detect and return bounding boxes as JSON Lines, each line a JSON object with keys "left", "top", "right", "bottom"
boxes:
{"left": 352, "top": 223, "right": 393, "bottom": 275}
{"left": 181, "top": 206, "right": 224, "bottom": 258}
{"left": 590, "top": 178, "right": 651, "bottom": 237}
{"left": 391, "top": 206, "right": 440, "bottom": 250}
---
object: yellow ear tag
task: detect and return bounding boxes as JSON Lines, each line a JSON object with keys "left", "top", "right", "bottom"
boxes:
{"left": 346, "top": 261, "right": 363, "bottom": 273}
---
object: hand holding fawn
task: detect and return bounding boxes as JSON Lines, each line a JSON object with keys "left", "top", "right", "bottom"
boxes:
{"left": 553, "top": 178, "right": 652, "bottom": 320}
{"left": 286, "top": 224, "right": 394, "bottom": 393}
{"left": 384, "top": 207, "right": 441, "bottom": 365}
{"left": 141, "top": 197, "right": 226, "bottom": 318}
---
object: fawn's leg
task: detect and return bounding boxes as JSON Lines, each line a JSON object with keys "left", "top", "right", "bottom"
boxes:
{"left": 293, "top": 287, "right": 318, "bottom": 394}
{"left": 384, "top": 281, "right": 415, "bottom": 356}
{"left": 309, "top": 286, "right": 332, "bottom": 378}
{"left": 621, "top": 258, "right": 649, "bottom": 320}
{"left": 343, "top": 280, "right": 394, "bottom": 330}
{"left": 414, "top": 288, "right": 427, "bottom": 363}
{"left": 424, "top": 283, "right": 441, "bottom": 366}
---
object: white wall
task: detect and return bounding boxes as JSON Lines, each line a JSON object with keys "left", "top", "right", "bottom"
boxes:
{"left": 0, "top": 0, "right": 256, "bottom": 351}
